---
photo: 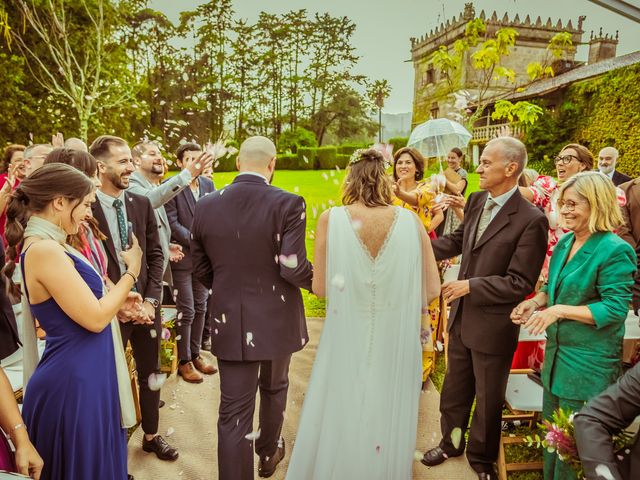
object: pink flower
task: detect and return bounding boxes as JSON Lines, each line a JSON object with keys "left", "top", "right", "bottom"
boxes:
{"left": 162, "top": 328, "right": 171, "bottom": 341}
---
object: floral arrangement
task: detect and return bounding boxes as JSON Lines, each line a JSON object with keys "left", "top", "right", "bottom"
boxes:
{"left": 527, "top": 407, "right": 634, "bottom": 479}
{"left": 159, "top": 314, "right": 177, "bottom": 371}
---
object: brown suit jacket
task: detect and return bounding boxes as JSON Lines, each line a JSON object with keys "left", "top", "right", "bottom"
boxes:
{"left": 619, "top": 177, "right": 640, "bottom": 248}
{"left": 432, "top": 188, "right": 549, "bottom": 355}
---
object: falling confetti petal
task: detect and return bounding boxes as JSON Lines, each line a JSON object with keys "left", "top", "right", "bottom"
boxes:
{"left": 177, "top": 312, "right": 183, "bottom": 320}
{"left": 148, "top": 372, "right": 167, "bottom": 391}
{"left": 222, "top": 314, "right": 227, "bottom": 323}
{"left": 175, "top": 335, "right": 182, "bottom": 341}
{"left": 219, "top": 189, "right": 225, "bottom": 196}
{"left": 331, "top": 274, "right": 346, "bottom": 291}
{"left": 195, "top": 163, "right": 201, "bottom": 169}
{"left": 352, "top": 219, "right": 363, "bottom": 231}
{"left": 246, "top": 332, "right": 253, "bottom": 345}
{"left": 274, "top": 255, "right": 279, "bottom": 264}
{"left": 279, "top": 254, "right": 299, "bottom": 269}
{"left": 245, "top": 429, "right": 261, "bottom": 441}
{"left": 450, "top": 427, "right": 462, "bottom": 450}
{"left": 280, "top": 295, "right": 286, "bottom": 302}
{"left": 276, "top": 234, "right": 281, "bottom": 242}
{"left": 166, "top": 427, "right": 175, "bottom": 437}
{"left": 301, "top": 338, "right": 306, "bottom": 346}
{"left": 321, "top": 172, "right": 329, "bottom": 181}
{"left": 414, "top": 451, "right": 424, "bottom": 462}
{"left": 300, "top": 212, "right": 306, "bottom": 220}
{"left": 150, "top": 329, "right": 157, "bottom": 339}
{"left": 595, "top": 465, "right": 615, "bottom": 480}
{"left": 293, "top": 186, "right": 299, "bottom": 193}
{"left": 214, "top": 317, "right": 221, "bottom": 323}
{"left": 214, "top": 329, "right": 218, "bottom": 334}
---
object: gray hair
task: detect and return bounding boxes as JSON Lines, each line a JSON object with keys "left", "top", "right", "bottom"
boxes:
{"left": 598, "top": 146, "right": 619, "bottom": 160}
{"left": 487, "top": 137, "right": 527, "bottom": 175}
{"left": 23, "top": 143, "right": 53, "bottom": 159}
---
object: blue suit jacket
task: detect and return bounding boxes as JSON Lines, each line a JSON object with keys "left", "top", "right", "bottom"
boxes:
{"left": 166, "top": 175, "right": 215, "bottom": 272}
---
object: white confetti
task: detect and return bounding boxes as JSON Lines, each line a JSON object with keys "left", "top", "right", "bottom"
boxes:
{"left": 300, "top": 212, "right": 306, "bottom": 220}
{"left": 414, "top": 451, "right": 423, "bottom": 462}
{"left": 278, "top": 254, "right": 298, "bottom": 269}
{"left": 222, "top": 313, "right": 226, "bottom": 323}
{"left": 293, "top": 186, "right": 299, "bottom": 193}
{"left": 177, "top": 312, "right": 183, "bottom": 320}
{"left": 245, "top": 429, "right": 261, "bottom": 441}
{"left": 208, "top": 289, "right": 213, "bottom": 295}
{"left": 214, "top": 328, "right": 218, "bottom": 334}
{"left": 246, "top": 332, "right": 253, "bottom": 345}
{"left": 331, "top": 274, "right": 346, "bottom": 291}
{"left": 150, "top": 329, "right": 157, "bottom": 339}
{"left": 214, "top": 317, "right": 221, "bottom": 323}
{"left": 275, "top": 255, "right": 279, "bottom": 264}
{"left": 595, "top": 465, "right": 615, "bottom": 480}
{"left": 352, "top": 219, "right": 363, "bottom": 231}
{"left": 301, "top": 338, "right": 306, "bottom": 346}
{"left": 148, "top": 372, "right": 167, "bottom": 391}
{"left": 182, "top": 72, "right": 189, "bottom": 81}
{"left": 450, "top": 427, "right": 462, "bottom": 450}
{"left": 321, "top": 172, "right": 329, "bottom": 181}
{"left": 175, "top": 335, "right": 182, "bottom": 341}
{"left": 281, "top": 295, "right": 286, "bottom": 302}
{"left": 276, "top": 234, "right": 280, "bottom": 242}
{"left": 219, "top": 189, "right": 225, "bottom": 196}
{"left": 166, "top": 427, "right": 175, "bottom": 437}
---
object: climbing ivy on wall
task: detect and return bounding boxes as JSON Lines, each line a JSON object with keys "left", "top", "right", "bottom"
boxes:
{"left": 524, "top": 63, "right": 640, "bottom": 178}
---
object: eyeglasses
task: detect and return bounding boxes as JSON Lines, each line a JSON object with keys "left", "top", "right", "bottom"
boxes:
{"left": 554, "top": 154, "right": 580, "bottom": 166}
{"left": 558, "top": 199, "right": 587, "bottom": 212}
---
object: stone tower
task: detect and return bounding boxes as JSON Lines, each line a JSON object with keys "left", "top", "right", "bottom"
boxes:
{"left": 410, "top": 2, "right": 585, "bottom": 126}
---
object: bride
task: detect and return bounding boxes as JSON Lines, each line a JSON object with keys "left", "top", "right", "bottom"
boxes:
{"left": 286, "top": 148, "right": 441, "bottom": 479}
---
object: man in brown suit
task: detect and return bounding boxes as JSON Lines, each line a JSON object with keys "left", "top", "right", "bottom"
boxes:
{"left": 421, "top": 137, "right": 548, "bottom": 479}
{"left": 618, "top": 177, "right": 640, "bottom": 315}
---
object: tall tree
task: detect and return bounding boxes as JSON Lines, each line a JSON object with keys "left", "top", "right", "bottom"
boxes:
{"left": 11, "top": 0, "right": 135, "bottom": 140}
{"left": 367, "top": 79, "right": 391, "bottom": 142}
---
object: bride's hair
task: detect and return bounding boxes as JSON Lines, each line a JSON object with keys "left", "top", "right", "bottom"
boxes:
{"left": 2, "top": 163, "right": 94, "bottom": 296}
{"left": 342, "top": 148, "right": 393, "bottom": 207}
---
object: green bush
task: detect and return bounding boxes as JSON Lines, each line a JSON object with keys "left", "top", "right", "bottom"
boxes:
{"left": 278, "top": 127, "right": 318, "bottom": 153}
{"left": 276, "top": 153, "right": 299, "bottom": 170}
{"left": 388, "top": 137, "right": 409, "bottom": 151}
{"left": 316, "top": 146, "right": 338, "bottom": 169}
{"left": 528, "top": 157, "right": 555, "bottom": 176}
{"left": 338, "top": 143, "right": 368, "bottom": 155}
{"left": 297, "top": 147, "right": 317, "bottom": 170}
{"left": 336, "top": 154, "right": 351, "bottom": 169}
{"left": 214, "top": 153, "right": 237, "bottom": 172}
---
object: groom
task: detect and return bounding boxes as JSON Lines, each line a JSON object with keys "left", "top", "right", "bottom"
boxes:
{"left": 191, "top": 136, "right": 313, "bottom": 480}
{"left": 423, "top": 137, "right": 548, "bottom": 479}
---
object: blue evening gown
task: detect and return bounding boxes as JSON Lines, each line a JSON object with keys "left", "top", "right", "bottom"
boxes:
{"left": 20, "top": 250, "right": 127, "bottom": 480}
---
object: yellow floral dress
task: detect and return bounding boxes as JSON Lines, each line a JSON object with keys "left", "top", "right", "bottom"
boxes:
{"left": 392, "top": 181, "right": 440, "bottom": 384}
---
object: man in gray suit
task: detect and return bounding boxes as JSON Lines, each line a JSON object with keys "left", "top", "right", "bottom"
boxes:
{"left": 128, "top": 140, "right": 212, "bottom": 285}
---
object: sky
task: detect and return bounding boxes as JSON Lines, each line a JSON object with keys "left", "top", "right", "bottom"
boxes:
{"left": 150, "top": 0, "right": 640, "bottom": 114}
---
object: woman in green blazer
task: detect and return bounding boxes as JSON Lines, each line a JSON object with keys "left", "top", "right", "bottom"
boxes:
{"left": 511, "top": 171, "right": 636, "bottom": 480}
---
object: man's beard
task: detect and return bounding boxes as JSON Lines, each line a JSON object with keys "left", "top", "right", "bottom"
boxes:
{"left": 150, "top": 164, "right": 164, "bottom": 174}
{"left": 599, "top": 165, "right": 614, "bottom": 175}
{"left": 111, "top": 172, "right": 130, "bottom": 190}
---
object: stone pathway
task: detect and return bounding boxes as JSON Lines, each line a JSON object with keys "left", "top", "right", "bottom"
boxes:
{"left": 128, "top": 317, "right": 476, "bottom": 479}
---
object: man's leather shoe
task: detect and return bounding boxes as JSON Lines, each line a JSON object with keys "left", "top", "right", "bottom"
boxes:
{"left": 128, "top": 475, "right": 134, "bottom": 480}
{"left": 258, "top": 438, "right": 285, "bottom": 478}
{"left": 201, "top": 337, "right": 212, "bottom": 351}
{"left": 421, "top": 446, "right": 455, "bottom": 467}
{"left": 193, "top": 355, "right": 217, "bottom": 375}
{"left": 159, "top": 400, "right": 165, "bottom": 408}
{"left": 178, "top": 361, "right": 204, "bottom": 383}
{"left": 477, "top": 470, "right": 498, "bottom": 479}
{"left": 142, "top": 435, "right": 178, "bottom": 461}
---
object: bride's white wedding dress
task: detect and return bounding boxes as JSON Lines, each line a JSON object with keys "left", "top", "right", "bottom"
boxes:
{"left": 286, "top": 206, "right": 423, "bottom": 479}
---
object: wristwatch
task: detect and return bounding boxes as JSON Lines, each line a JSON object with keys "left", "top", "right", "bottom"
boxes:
{"left": 144, "top": 297, "right": 160, "bottom": 309}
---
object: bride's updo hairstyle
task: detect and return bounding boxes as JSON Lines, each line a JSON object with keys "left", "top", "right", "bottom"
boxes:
{"left": 342, "top": 148, "right": 393, "bottom": 208}
{"left": 3, "top": 163, "right": 94, "bottom": 294}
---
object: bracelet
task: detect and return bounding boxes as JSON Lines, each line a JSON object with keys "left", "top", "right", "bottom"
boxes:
{"left": 123, "top": 271, "right": 138, "bottom": 283}
{"left": 10, "top": 423, "right": 26, "bottom": 438}
{"left": 529, "top": 298, "right": 541, "bottom": 309}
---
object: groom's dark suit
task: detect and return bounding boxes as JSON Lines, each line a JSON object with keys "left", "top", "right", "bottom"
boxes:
{"left": 191, "top": 173, "right": 313, "bottom": 480}
{"left": 431, "top": 188, "right": 548, "bottom": 473}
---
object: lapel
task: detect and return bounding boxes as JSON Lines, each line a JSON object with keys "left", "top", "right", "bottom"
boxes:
{"left": 629, "top": 179, "right": 640, "bottom": 211}
{"left": 185, "top": 184, "right": 196, "bottom": 216}
{"left": 557, "top": 232, "right": 604, "bottom": 288}
{"left": 92, "top": 201, "right": 118, "bottom": 268}
{"left": 464, "top": 192, "right": 487, "bottom": 253}
{"left": 472, "top": 189, "right": 521, "bottom": 251}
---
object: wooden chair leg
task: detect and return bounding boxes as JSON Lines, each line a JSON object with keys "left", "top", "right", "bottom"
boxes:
{"left": 497, "top": 436, "right": 508, "bottom": 480}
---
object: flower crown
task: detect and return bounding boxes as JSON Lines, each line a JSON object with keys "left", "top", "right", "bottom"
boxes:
{"left": 348, "top": 143, "right": 394, "bottom": 168}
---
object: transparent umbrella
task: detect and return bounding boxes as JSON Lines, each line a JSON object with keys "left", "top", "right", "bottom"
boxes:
{"left": 407, "top": 118, "right": 472, "bottom": 160}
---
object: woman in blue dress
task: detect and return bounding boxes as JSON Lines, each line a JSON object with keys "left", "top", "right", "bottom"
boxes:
{"left": 3, "top": 163, "right": 142, "bottom": 480}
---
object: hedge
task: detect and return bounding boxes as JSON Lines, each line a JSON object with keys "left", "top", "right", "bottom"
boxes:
{"left": 316, "top": 146, "right": 338, "bottom": 169}
{"left": 525, "top": 63, "right": 640, "bottom": 178}
{"left": 388, "top": 137, "right": 409, "bottom": 151}
{"left": 297, "top": 147, "right": 318, "bottom": 170}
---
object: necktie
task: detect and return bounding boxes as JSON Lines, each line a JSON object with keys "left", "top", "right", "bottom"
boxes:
{"left": 112, "top": 198, "right": 128, "bottom": 251}
{"left": 474, "top": 198, "right": 497, "bottom": 246}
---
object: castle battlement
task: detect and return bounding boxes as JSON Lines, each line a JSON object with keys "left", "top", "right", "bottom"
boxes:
{"left": 410, "top": 2, "right": 585, "bottom": 60}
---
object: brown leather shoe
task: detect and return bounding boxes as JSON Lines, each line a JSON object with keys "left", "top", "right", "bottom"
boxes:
{"left": 178, "top": 361, "right": 203, "bottom": 383}
{"left": 193, "top": 355, "right": 217, "bottom": 375}
{"left": 258, "top": 438, "right": 285, "bottom": 478}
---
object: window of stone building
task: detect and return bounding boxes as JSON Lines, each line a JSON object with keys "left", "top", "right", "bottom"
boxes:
{"left": 430, "top": 102, "right": 439, "bottom": 119}
{"left": 427, "top": 68, "right": 435, "bottom": 84}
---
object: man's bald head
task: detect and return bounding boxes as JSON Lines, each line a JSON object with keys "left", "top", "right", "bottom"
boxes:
{"left": 238, "top": 136, "right": 277, "bottom": 170}
{"left": 64, "top": 137, "right": 88, "bottom": 152}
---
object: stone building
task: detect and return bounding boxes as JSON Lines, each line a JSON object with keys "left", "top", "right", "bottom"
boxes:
{"left": 410, "top": 3, "right": 584, "bottom": 128}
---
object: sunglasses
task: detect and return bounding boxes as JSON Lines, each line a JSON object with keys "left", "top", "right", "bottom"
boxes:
{"left": 554, "top": 154, "right": 580, "bottom": 166}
